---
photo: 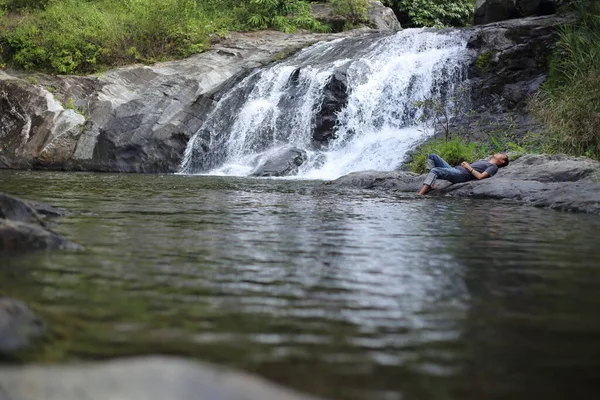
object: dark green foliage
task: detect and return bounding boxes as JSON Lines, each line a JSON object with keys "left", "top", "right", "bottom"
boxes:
{"left": 475, "top": 50, "right": 495, "bottom": 74}
{"left": 241, "top": 0, "right": 328, "bottom": 33}
{"left": 0, "top": 0, "right": 51, "bottom": 11}
{"left": 408, "top": 136, "right": 485, "bottom": 174}
{"left": 382, "top": 0, "right": 475, "bottom": 28}
{"left": 532, "top": 0, "right": 600, "bottom": 159}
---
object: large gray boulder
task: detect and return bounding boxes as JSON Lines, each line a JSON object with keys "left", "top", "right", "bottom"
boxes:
{"left": 0, "top": 298, "right": 44, "bottom": 353}
{"left": 474, "top": 0, "right": 558, "bottom": 25}
{"left": 330, "top": 154, "right": 600, "bottom": 214}
{"left": 366, "top": 0, "right": 403, "bottom": 31}
{"left": 312, "top": 0, "right": 401, "bottom": 32}
{"left": 0, "top": 30, "right": 371, "bottom": 173}
{"left": 251, "top": 146, "right": 308, "bottom": 177}
{"left": 0, "top": 193, "right": 79, "bottom": 254}
{"left": 0, "top": 356, "right": 326, "bottom": 400}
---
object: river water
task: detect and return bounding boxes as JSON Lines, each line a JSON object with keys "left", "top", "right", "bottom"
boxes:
{"left": 1, "top": 170, "right": 600, "bottom": 400}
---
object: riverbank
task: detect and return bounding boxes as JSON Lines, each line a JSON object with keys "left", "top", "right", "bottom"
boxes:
{"left": 329, "top": 154, "right": 600, "bottom": 214}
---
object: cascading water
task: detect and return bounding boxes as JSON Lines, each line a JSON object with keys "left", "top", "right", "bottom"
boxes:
{"left": 180, "top": 29, "right": 473, "bottom": 179}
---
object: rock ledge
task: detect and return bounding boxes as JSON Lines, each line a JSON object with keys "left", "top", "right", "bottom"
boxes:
{"left": 329, "top": 154, "right": 600, "bottom": 214}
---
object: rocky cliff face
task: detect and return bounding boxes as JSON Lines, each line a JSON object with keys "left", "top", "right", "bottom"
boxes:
{"left": 0, "top": 9, "right": 567, "bottom": 174}
{"left": 0, "top": 30, "right": 375, "bottom": 173}
{"left": 474, "top": 0, "right": 558, "bottom": 25}
{"left": 451, "top": 14, "right": 570, "bottom": 143}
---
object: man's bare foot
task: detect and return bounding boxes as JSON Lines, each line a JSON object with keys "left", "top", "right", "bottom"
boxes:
{"left": 418, "top": 184, "right": 431, "bottom": 195}
{"left": 418, "top": 183, "right": 439, "bottom": 195}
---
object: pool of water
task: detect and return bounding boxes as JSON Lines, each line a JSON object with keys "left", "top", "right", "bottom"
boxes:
{"left": 1, "top": 170, "right": 600, "bottom": 400}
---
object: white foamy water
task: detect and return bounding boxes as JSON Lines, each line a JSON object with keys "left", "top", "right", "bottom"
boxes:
{"left": 180, "top": 29, "right": 472, "bottom": 179}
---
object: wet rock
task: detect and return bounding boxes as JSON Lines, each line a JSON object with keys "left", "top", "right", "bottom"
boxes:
{"left": 313, "top": 70, "right": 349, "bottom": 146}
{"left": 251, "top": 147, "right": 308, "bottom": 177}
{"left": 330, "top": 155, "right": 600, "bottom": 214}
{"left": 25, "top": 200, "right": 69, "bottom": 218}
{"left": 0, "top": 356, "right": 325, "bottom": 400}
{"left": 0, "top": 193, "right": 44, "bottom": 225}
{"left": 0, "top": 298, "right": 45, "bottom": 353}
{"left": 0, "top": 219, "right": 79, "bottom": 253}
{"left": 474, "top": 0, "right": 558, "bottom": 25}
{"left": 0, "top": 193, "right": 80, "bottom": 254}
{"left": 328, "top": 170, "right": 424, "bottom": 191}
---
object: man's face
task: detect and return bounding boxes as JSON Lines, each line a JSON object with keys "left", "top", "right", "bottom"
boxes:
{"left": 494, "top": 153, "right": 507, "bottom": 165}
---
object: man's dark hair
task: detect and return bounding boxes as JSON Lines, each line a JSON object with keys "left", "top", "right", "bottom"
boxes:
{"left": 499, "top": 153, "right": 509, "bottom": 168}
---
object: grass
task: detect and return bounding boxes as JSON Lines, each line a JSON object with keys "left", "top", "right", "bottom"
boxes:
{"left": 0, "top": 0, "right": 329, "bottom": 74}
{"left": 531, "top": 0, "right": 600, "bottom": 160}
{"left": 407, "top": 136, "right": 487, "bottom": 174}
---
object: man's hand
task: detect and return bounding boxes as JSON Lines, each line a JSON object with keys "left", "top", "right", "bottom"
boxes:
{"left": 461, "top": 161, "right": 489, "bottom": 180}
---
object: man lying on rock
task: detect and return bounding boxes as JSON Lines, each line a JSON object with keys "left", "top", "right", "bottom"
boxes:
{"left": 418, "top": 153, "right": 509, "bottom": 195}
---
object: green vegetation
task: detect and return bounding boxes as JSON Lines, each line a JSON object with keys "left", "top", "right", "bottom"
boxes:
{"left": 0, "top": 0, "right": 482, "bottom": 74}
{"left": 475, "top": 50, "right": 495, "bottom": 74}
{"left": 382, "top": 0, "right": 475, "bottom": 28}
{"left": 0, "top": 0, "right": 327, "bottom": 74}
{"left": 408, "top": 136, "right": 485, "bottom": 174}
{"left": 532, "top": 0, "right": 600, "bottom": 160}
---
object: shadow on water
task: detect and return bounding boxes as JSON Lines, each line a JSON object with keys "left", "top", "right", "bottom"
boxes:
{"left": 1, "top": 170, "right": 600, "bottom": 400}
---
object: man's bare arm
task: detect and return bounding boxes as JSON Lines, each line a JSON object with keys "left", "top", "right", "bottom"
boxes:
{"left": 461, "top": 161, "right": 490, "bottom": 180}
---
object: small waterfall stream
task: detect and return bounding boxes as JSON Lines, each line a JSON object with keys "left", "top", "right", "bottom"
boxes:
{"left": 180, "top": 29, "right": 473, "bottom": 179}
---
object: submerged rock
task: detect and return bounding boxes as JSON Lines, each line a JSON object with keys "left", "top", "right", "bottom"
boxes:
{"left": 0, "top": 193, "right": 80, "bottom": 254}
{"left": 0, "top": 298, "right": 44, "bottom": 353}
{"left": 251, "top": 147, "right": 308, "bottom": 177}
{"left": 0, "top": 193, "right": 44, "bottom": 225}
{"left": 330, "top": 154, "right": 600, "bottom": 214}
{"left": 0, "top": 356, "right": 325, "bottom": 400}
{"left": 0, "top": 219, "right": 79, "bottom": 253}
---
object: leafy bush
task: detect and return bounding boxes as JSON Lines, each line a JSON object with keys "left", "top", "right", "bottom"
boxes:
{"left": 531, "top": 0, "right": 600, "bottom": 159}
{"left": 329, "top": 0, "right": 369, "bottom": 26}
{"left": 382, "top": 0, "right": 475, "bottom": 27}
{"left": 408, "top": 136, "right": 485, "bottom": 174}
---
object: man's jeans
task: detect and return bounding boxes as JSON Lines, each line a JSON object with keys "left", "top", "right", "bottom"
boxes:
{"left": 423, "top": 154, "right": 472, "bottom": 186}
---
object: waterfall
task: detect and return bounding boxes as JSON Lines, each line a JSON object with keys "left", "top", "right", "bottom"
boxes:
{"left": 179, "top": 29, "right": 472, "bottom": 179}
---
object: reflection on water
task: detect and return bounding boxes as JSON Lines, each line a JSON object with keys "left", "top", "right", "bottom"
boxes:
{"left": 1, "top": 170, "right": 600, "bottom": 400}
